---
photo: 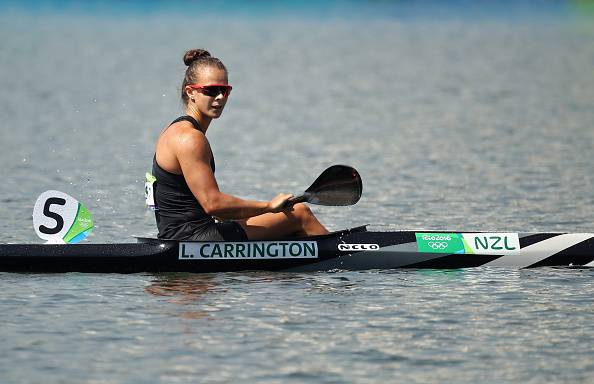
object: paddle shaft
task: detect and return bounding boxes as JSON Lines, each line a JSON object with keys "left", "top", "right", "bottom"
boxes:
{"left": 285, "top": 193, "right": 309, "bottom": 207}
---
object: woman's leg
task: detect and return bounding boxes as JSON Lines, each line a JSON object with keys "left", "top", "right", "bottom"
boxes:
{"left": 237, "top": 203, "right": 329, "bottom": 240}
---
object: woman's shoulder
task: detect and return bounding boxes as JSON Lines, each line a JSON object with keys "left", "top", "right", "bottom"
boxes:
{"left": 165, "top": 119, "right": 206, "bottom": 139}
{"left": 168, "top": 118, "right": 204, "bottom": 132}
{"left": 164, "top": 122, "right": 211, "bottom": 158}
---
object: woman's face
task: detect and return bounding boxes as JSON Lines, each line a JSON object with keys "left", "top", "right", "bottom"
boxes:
{"left": 186, "top": 66, "right": 230, "bottom": 119}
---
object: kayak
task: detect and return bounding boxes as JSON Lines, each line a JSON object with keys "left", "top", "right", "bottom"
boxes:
{"left": 7, "top": 168, "right": 593, "bottom": 273}
{"left": 1, "top": 225, "right": 593, "bottom": 273}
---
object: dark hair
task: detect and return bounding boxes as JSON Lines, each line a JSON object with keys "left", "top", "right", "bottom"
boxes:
{"left": 181, "top": 49, "right": 228, "bottom": 104}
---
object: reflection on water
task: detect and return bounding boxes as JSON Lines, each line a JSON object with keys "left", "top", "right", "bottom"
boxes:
{"left": 144, "top": 272, "right": 366, "bottom": 320}
{"left": 405, "top": 268, "right": 465, "bottom": 278}
{"left": 145, "top": 273, "right": 217, "bottom": 319}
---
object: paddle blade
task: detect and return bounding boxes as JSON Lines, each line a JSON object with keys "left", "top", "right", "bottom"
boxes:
{"left": 303, "top": 165, "right": 362, "bottom": 206}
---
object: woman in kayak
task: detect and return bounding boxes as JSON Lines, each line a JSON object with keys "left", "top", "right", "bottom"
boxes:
{"left": 152, "top": 49, "right": 329, "bottom": 241}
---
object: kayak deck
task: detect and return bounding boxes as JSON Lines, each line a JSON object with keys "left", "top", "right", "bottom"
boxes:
{"left": 1, "top": 226, "right": 593, "bottom": 273}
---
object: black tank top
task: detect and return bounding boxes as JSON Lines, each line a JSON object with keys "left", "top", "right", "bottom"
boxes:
{"left": 152, "top": 116, "right": 216, "bottom": 239}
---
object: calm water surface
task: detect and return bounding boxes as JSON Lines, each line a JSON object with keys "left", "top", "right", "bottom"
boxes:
{"left": 1, "top": 1, "right": 594, "bottom": 383}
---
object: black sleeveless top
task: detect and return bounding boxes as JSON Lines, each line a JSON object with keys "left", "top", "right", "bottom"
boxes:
{"left": 152, "top": 116, "right": 217, "bottom": 239}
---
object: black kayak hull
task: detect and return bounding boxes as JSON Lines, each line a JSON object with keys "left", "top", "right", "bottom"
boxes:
{"left": 1, "top": 226, "right": 593, "bottom": 273}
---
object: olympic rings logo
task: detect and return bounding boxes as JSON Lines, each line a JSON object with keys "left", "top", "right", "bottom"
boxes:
{"left": 428, "top": 241, "right": 449, "bottom": 250}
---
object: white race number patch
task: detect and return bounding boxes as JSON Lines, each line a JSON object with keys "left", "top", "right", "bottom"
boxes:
{"left": 145, "top": 172, "right": 157, "bottom": 210}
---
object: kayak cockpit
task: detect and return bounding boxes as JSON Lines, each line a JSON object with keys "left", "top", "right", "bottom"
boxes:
{"left": 135, "top": 225, "right": 369, "bottom": 244}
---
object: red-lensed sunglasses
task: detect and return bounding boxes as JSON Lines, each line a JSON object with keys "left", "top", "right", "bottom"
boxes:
{"left": 188, "top": 84, "right": 232, "bottom": 97}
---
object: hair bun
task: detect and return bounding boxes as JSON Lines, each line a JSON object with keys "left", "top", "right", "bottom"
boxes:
{"left": 183, "top": 49, "right": 211, "bottom": 66}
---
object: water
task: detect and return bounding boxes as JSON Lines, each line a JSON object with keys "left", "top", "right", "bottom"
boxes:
{"left": 1, "top": 1, "right": 594, "bottom": 382}
{"left": 1, "top": 270, "right": 593, "bottom": 383}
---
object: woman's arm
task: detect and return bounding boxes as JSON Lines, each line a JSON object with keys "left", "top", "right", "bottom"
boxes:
{"left": 175, "top": 131, "right": 290, "bottom": 220}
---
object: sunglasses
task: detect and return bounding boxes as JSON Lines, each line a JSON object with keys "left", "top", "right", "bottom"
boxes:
{"left": 188, "top": 84, "right": 232, "bottom": 97}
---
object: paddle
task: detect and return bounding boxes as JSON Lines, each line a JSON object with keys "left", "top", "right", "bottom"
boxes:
{"left": 284, "top": 165, "right": 362, "bottom": 207}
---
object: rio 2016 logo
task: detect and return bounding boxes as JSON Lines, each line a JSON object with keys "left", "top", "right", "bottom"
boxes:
{"left": 421, "top": 234, "right": 452, "bottom": 242}
{"left": 416, "top": 233, "right": 465, "bottom": 254}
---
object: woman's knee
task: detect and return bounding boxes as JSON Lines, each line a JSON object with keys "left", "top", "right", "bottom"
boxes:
{"left": 290, "top": 203, "right": 314, "bottom": 222}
